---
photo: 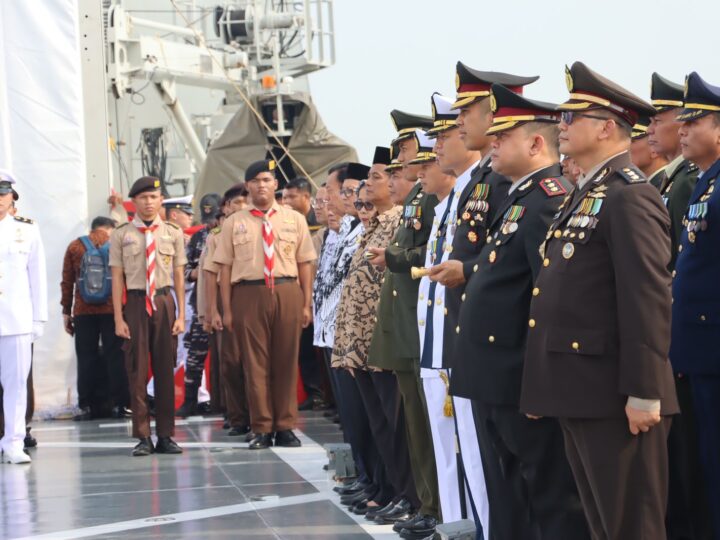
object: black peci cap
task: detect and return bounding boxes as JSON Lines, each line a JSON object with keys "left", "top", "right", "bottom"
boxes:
{"left": 372, "top": 146, "right": 392, "bottom": 166}
{"left": 346, "top": 162, "right": 371, "bottom": 181}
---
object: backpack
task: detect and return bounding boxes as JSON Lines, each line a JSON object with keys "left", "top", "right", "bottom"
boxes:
{"left": 77, "top": 236, "right": 112, "bottom": 304}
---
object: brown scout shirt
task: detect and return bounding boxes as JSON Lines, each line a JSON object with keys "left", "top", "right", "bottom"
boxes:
{"left": 213, "top": 202, "right": 316, "bottom": 282}
{"left": 109, "top": 216, "right": 187, "bottom": 289}
{"left": 202, "top": 228, "right": 222, "bottom": 276}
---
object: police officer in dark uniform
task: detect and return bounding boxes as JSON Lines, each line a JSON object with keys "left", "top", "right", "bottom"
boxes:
{"left": 430, "top": 62, "right": 537, "bottom": 540}
{"left": 520, "top": 62, "right": 678, "bottom": 540}
{"left": 367, "top": 111, "right": 440, "bottom": 535}
{"left": 670, "top": 71, "right": 720, "bottom": 540}
{"left": 647, "top": 73, "right": 712, "bottom": 540}
{"left": 450, "top": 84, "right": 588, "bottom": 539}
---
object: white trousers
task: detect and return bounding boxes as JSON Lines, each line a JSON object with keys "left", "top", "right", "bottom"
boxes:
{"left": 422, "top": 370, "right": 490, "bottom": 535}
{"left": 0, "top": 334, "right": 32, "bottom": 454}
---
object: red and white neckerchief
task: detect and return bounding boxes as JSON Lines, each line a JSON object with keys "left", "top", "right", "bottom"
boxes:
{"left": 133, "top": 217, "right": 160, "bottom": 315}
{"left": 249, "top": 208, "right": 277, "bottom": 289}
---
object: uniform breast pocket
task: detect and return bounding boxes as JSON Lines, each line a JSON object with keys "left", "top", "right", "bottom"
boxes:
{"left": 122, "top": 242, "right": 141, "bottom": 261}
{"left": 277, "top": 230, "right": 297, "bottom": 263}
{"left": 546, "top": 327, "right": 607, "bottom": 357}
{"left": 157, "top": 240, "right": 176, "bottom": 268}
{"left": 232, "top": 233, "right": 253, "bottom": 261}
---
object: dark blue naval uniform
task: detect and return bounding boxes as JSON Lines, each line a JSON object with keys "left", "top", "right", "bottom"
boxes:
{"left": 670, "top": 157, "right": 720, "bottom": 540}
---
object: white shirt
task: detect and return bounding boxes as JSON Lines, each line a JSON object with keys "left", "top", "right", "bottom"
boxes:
{"left": 0, "top": 214, "right": 47, "bottom": 336}
{"left": 508, "top": 167, "right": 547, "bottom": 194}
{"left": 443, "top": 158, "right": 483, "bottom": 255}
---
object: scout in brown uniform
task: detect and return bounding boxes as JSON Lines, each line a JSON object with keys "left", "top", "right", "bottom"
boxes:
{"left": 110, "top": 176, "right": 187, "bottom": 457}
{"left": 214, "top": 160, "right": 316, "bottom": 450}
{"left": 203, "top": 184, "right": 251, "bottom": 437}
{"left": 520, "top": 62, "right": 679, "bottom": 540}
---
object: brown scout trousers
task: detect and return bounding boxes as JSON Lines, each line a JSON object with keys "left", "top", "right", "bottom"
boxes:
{"left": 232, "top": 281, "right": 303, "bottom": 433}
{"left": 218, "top": 298, "right": 249, "bottom": 427}
{"left": 123, "top": 291, "right": 176, "bottom": 439}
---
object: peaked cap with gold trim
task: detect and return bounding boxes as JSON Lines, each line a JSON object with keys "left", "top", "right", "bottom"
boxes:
{"left": 451, "top": 61, "right": 539, "bottom": 110}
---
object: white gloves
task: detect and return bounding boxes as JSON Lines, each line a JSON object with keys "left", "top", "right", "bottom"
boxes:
{"left": 32, "top": 321, "right": 45, "bottom": 342}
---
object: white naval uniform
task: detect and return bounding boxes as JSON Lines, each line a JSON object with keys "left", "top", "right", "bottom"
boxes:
{"left": 0, "top": 214, "right": 47, "bottom": 455}
{"left": 418, "top": 162, "right": 489, "bottom": 532}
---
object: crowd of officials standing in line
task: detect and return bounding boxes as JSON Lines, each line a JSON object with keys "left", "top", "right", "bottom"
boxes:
{"left": 2, "top": 58, "right": 720, "bottom": 540}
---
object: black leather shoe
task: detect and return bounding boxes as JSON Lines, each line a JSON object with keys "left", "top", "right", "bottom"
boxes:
{"left": 111, "top": 406, "right": 132, "bottom": 419}
{"left": 335, "top": 479, "right": 367, "bottom": 495}
{"left": 274, "top": 430, "right": 301, "bottom": 447}
{"left": 341, "top": 489, "right": 373, "bottom": 506}
{"left": 175, "top": 399, "right": 197, "bottom": 418}
{"left": 350, "top": 498, "right": 375, "bottom": 515}
{"left": 332, "top": 414, "right": 341, "bottom": 423}
{"left": 196, "top": 401, "right": 212, "bottom": 414}
{"left": 248, "top": 433, "right": 273, "bottom": 450}
{"left": 228, "top": 425, "right": 251, "bottom": 436}
{"left": 375, "top": 498, "right": 413, "bottom": 524}
{"left": 365, "top": 500, "right": 395, "bottom": 521}
{"left": 222, "top": 418, "right": 231, "bottom": 430}
{"left": 393, "top": 513, "right": 422, "bottom": 533}
{"left": 399, "top": 515, "right": 438, "bottom": 539}
{"left": 73, "top": 406, "right": 92, "bottom": 421}
{"left": 23, "top": 427, "right": 37, "bottom": 449}
{"left": 155, "top": 437, "right": 183, "bottom": 454}
{"left": 132, "top": 437, "right": 154, "bottom": 456}
{"left": 322, "top": 410, "right": 336, "bottom": 418}
{"left": 244, "top": 431, "right": 256, "bottom": 443}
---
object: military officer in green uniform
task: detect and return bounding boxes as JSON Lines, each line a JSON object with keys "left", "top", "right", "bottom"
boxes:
{"left": 630, "top": 115, "right": 668, "bottom": 189}
{"left": 648, "top": 73, "right": 699, "bottom": 269}
{"left": 367, "top": 110, "right": 440, "bottom": 534}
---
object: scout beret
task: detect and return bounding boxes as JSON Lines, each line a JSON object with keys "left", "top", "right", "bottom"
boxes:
{"left": 559, "top": 61, "right": 656, "bottom": 127}
{"left": 676, "top": 72, "right": 720, "bottom": 121}
{"left": 372, "top": 146, "right": 392, "bottom": 166}
{"left": 346, "top": 162, "right": 371, "bottom": 181}
{"left": 129, "top": 176, "right": 162, "bottom": 198}
{"left": 390, "top": 110, "right": 433, "bottom": 145}
{"left": 245, "top": 159, "right": 277, "bottom": 181}
{"left": 651, "top": 73, "right": 684, "bottom": 112}
{"left": 486, "top": 83, "right": 560, "bottom": 135}
{"left": 452, "top": 62, "right": 539, "bottom": 110}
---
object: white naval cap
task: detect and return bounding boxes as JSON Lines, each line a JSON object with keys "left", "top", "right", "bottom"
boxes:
{"left": 427, "top": 92, "right": 459, "bottom": 137}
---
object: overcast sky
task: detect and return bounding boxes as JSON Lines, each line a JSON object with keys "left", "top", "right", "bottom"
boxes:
{"left": 307, "top": 0, "right": 720, "bottom": 164}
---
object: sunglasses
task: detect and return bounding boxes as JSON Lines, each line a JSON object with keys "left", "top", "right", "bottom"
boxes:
{"left": 354, "top": 201, "right": 375, "bottom": 211}
{"left": 560, "top": 111, "right": 613, "bottom": 125}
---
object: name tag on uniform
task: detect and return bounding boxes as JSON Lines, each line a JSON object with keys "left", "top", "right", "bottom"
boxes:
{"left": 234, "top": 223, "right": 247, "bottom": 234}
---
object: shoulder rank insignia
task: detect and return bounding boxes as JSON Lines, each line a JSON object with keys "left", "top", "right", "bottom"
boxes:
{"left": 688, "top": 161, "right": 699, "bottom": 173}
{"left": 619, "top": 167, "right": 646, "bottom": 184}
{"left": 210, "top": 226, "right": 221, "bottom": 234}
{"left": 539, "top": 178, "right": 567, "bottom": 197}
{"left": 117, "top": 222, "right": 129, "bottom": 229}
{"left": 167, "top": 222, "right": 181, "bottom": 230}
{"left": 13, "top": 215, "right": 34, "bottom": 224}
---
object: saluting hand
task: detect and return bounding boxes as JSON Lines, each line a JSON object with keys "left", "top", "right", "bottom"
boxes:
{"left": 625, "top": 405, "right": 661, "bottom": 435}
{"left": 115, "top": 319, "right": 131, "bottom": 340}
{"left": 428, "top": 260, "right": 466, "bottom": 288}
{"left": 172, "top": 319, "right": 185, "bottom": 336}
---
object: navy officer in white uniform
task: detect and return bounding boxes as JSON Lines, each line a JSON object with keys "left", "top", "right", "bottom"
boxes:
{"left": 0, "top": 169, "right": 47, "bottom": 464}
